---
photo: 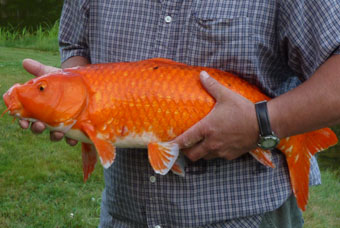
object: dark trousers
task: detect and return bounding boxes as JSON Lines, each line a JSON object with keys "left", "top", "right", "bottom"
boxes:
{"left": 259, "top": 194, "right": 303, "bottom": 228}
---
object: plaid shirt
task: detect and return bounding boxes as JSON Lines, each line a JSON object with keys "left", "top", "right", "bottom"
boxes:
{"left": 59, "top": 0, "right": 340, "bottom": 227}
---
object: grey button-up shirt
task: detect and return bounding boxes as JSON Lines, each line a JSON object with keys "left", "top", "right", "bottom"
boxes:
{"left": 59, "top": 0, "right": 340, "bottom": 227}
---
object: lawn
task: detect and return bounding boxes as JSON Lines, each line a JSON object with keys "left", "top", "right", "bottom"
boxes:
{"left": 0, "top": 46, "right": 339, "bottom": 227}
{"left": 0, "top": 47, "right": 104, "bottom": 227}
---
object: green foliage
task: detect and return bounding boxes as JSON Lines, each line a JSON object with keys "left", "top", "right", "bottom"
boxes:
{"left": 318, "top": 127, "right": 340, "bottom": 173}
{"left": 303, "top": 169, "right": 340, "bottom": 228}
{"left": 0, "top": 47, "right": 103, "bottom": 228}
{"left": 0, "top": 0, "right": 63, "bottom": 29}
{"left": 0, "top": 21, "right": 59, "bottom": 52}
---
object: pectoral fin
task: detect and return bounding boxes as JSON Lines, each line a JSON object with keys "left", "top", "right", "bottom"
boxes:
{"left": 82, "top": 123, "right": 116, "bottom": 169}
{"left": 148, "top": 142, "right": 179, "bottom": 175}
{"left": 81, "top": 143, "right": 97, "bottom": 182}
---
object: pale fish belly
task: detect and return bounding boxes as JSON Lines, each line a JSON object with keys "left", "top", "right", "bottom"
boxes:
{"left": 65, "top": 129, "right": 92, "bottom": 144}
{"left": 98, "top": 130, "right": 162, "bottom": 148}
{"left": 65, "top": 128, "right": 170, "bottom": 149}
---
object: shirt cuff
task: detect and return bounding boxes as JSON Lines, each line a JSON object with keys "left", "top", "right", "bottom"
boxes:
{"left": 333, "top": 46, "right": 340, "bottom": 55}
{"left": 60, "top": 48, "right": 90, "bottom": 64}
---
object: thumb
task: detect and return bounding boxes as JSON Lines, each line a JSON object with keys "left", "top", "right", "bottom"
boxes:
{"left": 200, "top": 71, "right": 229, "bottom": 101}
{"left": 23, "top": 59, "right": 60, "bottom": 77}
{"left": 171, "top": 120, "right": 205, "bottom": 149}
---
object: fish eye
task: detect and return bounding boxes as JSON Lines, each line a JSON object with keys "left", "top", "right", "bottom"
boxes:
{"left": 37, "top": 81, "right": 47, "bottom": 92}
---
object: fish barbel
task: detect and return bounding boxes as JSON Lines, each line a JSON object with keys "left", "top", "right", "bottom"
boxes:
{"left": 2, "top": 58, "right": 338, "bottom": 211}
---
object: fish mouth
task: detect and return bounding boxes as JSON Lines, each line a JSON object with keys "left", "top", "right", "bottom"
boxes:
{"left": 2, "top": 86, "right": 23, "bottom": 117}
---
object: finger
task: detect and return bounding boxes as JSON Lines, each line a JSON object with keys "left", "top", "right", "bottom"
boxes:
{"left": 171, "top": 121, "right": 205, "bottom": 149}
{"left": 19, "top": 119, "right": 30, "bottom": 129}
{"left": 50, "top": 131, "right": 65, "bottom": 141}
{"left": 66, "top": 137, "right": 78, "bottom": 146}
{"left": 203, "top": 154, "right": 219, "bottom": 160}
{"left": 30, "top": 121, "right": 46, "bottom": 134}
{"left": 23, "top": 59, "right": 60, "bottom": 77}
{"left": 182, "top": 140, "right": 209, "bottom": 162}
{"left": 200, "top": 71, "right": 230, "bottom": 101}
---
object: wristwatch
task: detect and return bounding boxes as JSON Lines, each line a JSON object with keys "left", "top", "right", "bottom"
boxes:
{"left": 255, "top": 100, "right": 280, "bottom": 150}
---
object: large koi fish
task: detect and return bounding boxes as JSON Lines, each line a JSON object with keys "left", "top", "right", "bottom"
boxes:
{"left": 2, "top": 58, "right": 337, "bottom": 210}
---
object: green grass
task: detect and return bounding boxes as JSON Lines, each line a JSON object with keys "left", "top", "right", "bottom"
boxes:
{"left": 0, "top": 46, "right": 104, "bottom": 228}
{"left": 0, "top": 21, "right": 59, "bottom": 52}
{"left": 0, "top": 43, "right": 340, "bottom": 227}
{"left": 304, "top": 169, "right": 340, "bottom": 228}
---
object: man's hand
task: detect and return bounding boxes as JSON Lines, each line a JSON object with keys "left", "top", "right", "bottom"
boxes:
{"left": 19, "top": 59, "right": 78, "bottom": 146}
{"left": 172, "top": 71, "right": 259, "bottom": 161}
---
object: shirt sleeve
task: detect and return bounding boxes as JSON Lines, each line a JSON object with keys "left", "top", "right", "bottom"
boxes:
{"left": 334, "top": 46, "right": 340, "bottom": 55}
{"left": 59, "top": 0, "right": 90, "bottom": 63}
{"left": 278, "top": 0, "right": 340, "bottom": 80}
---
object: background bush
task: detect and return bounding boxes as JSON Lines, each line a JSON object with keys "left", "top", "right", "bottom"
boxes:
{"left": 0, "top": 0, "right": 63, "bottom": 29}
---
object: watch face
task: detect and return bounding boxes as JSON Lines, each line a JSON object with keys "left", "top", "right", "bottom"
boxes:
{"left": 258, "top": 135, "right": 280, "bottom": 150}
{"left": 262, "top": 139, "right": 277, "bottom": 148}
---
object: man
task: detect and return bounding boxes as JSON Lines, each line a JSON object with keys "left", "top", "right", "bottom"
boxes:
{"left": 20, "top": 0, "right": 340, "bottom": 227}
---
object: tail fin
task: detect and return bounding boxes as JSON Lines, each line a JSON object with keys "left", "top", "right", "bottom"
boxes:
{"left": 278, "top": 128, "right": 338, "bottom": 211}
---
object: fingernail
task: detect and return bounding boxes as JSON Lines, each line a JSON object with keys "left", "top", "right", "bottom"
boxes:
{"left": 31, "top": 121, "right": 45, "bottom": 134}
{"left": 19, "top": 119, "right": 29, "bottom": 129}
{"left": 23, "top": 58, "right": 39, "bottom": 66}
{"left": 200, "top": 71, "right": 210, "bottom": 80}
{"left": 53, "top": 131, "right": 65, "bottom": 141}
{"left": 184, "top": 140, "right": 197, "bottom": 148}
{"left": 187, "top": 154, "right": 199, "bottom": 162}
{"left": 67, "top": 138, "right": 78, "bottom": 146}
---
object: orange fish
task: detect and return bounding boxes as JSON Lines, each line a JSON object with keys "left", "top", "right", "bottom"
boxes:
{"left": 2, "top": 58, "right": 338, "bottom": 211}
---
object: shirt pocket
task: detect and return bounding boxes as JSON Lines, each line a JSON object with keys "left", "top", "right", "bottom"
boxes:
{"left": 186, "top": 8, "right": 255, "bottom": 75}
{"left": 192, "top": 15, "right": 251, "bottom": 41}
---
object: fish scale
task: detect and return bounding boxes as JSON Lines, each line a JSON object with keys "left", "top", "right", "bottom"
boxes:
{"left": 2, "top": 58, "right": 338, "bottom": 211}
{"left": 77, "top": 60, "right": 214, "bottom": 142}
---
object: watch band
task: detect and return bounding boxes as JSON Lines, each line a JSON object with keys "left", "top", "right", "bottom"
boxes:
{"left": 255, "top": 100, "right": 272, "bottom": 136}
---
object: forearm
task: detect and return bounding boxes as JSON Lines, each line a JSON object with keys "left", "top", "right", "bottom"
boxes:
{"left": 61, "top": 56, "right": 90, "bottom": 69}
{"left": 268, "top": 54, "right": 340, "bottom": 138}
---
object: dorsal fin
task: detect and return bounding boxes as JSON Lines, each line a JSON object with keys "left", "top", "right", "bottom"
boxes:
{"left": 146, "top": 58, "right": 187, "bottom": 66}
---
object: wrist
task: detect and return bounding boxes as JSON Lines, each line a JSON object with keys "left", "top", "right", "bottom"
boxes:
{"left": 61, "top": 56, "right": 90, "bottom": 69}
{"left": 255, "top": 100, "right": 280, "bottom": 149}
{"left": 267, "top": 99, "right": 285, "bottom": 139}
{"left": 249, "top": 102, "right": 261, "bottom": 149}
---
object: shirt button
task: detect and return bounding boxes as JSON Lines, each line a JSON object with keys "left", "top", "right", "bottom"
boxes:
{"left": 164, "top": 15, "right": 172, "bottom": 23}
{"left": 149, "top": 176, "right": 156, "bottom": 183}
{"left": 154, "top": 225, "right": 162, "bottom": 228}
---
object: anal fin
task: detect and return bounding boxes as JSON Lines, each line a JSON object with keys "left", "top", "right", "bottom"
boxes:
{"left": 171, "top": 153, "right": 187, "bottom": 177}
{"left": 81, "top": 143, "right": 97, "bottom": 182}
{"left": 148, "top": 142, "right": 179, "bottom": 175}
{"left": 250, "top": 148, "right": 275, "bottom": 168}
